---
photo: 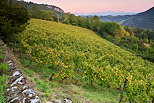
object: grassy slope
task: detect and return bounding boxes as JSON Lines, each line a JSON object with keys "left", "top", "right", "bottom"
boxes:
{"left": 0, "top": 49, "right": 9, "bottom": 103}
{"left": 16, "top": 19, "right": 154, "bottom": 102}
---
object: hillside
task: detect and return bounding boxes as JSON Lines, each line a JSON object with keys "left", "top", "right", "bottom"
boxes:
{"left": 100, "top": 15, "right": 133, "bottom": 23}
{"left": 12, "top": 19, "right": 154, "bottom": 102}
{"left": 122, "top": 7, "right": 154, "bottom": 30}
{"left": 100, "top": 7, "right": 154, "bottom": 30}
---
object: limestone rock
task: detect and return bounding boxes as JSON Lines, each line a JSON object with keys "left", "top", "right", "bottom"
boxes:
{"left": 46, "top": 102, "right": 53, "bottom": 103}
{"left": 22, "top": 89, "right": 37, "bottom": 98}
{"left": 52, "top": 99, "right": 62, "bottom": 103}
{"left": 63, "top": 99, "right": 72, "bottom": 103}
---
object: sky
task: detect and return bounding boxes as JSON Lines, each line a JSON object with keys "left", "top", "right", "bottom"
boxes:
{"left": 24, "top": 0, "right": 154, "bottom": 13}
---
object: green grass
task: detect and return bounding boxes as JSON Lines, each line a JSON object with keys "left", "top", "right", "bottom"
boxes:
{"left": 0, "top": 63, "right": 9, "bottom": 75}
{"left": 21, "top": 59, "right": 31, "bottom": 67}
{"left": 20, "top": 61, "right": 54, "bottom": 79}
{"left": 0, "top": 55, "right": 4, "bottom": 60}
{"left": 20, "top": 66, "right": 34, "bottom": 77}
{"left": 0, "top": 75, "right": 7, "bottom": 103}
{"left": 0, "top": 49, "right": 4, "bottom": 61}
{"left": 51, "top": 84, "right": 119, "bottom": 103}
{"left": 35, "top": 79, "right": 52, "bottom": 97}
{"left": 0, "top": 51, "right": 8, "bottom": 103}
{"left": 0, "top": 49, "right": 3, "bottom": 53}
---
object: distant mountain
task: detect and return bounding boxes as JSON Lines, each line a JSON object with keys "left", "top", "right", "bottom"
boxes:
{"left": 99, "top": 15, "right": 134, "bottom": 23}
{"left": 74, "top": 11, "right": 137, "bottom": 16}
{"left": 122, "top": 7, "right": 154, "bottom": 30}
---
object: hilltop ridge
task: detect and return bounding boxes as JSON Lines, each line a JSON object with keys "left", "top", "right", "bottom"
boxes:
{"left": 13, "top": 0, "right": 64, "bottom": 12}
{"left": 12, "top": 0, "right": 64, "bottom": 19}
{"left": 122, "top": 7, "right": 154, "bottom": 30}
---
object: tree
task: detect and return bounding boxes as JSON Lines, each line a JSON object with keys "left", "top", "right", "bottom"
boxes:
{"left": 99, "top": 22, "right": 126, "bottom": 36}
{"left": 125, "top": 26, "right": 133, "bottom": 35}
{"left": 76, "top": 16, "right": 86, "bottom": 28}
{"left": 69, "top": 14, "right": 77, "bottom": 26}
{"left": 91, "top": 16, "right": 101, "bottom": 32}
{"left": 0, "top": 0, "right": 30, "bottom": 40}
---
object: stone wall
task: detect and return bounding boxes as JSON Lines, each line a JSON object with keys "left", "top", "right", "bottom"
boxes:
{"left": 0, "top": 40, "right": 42, "bottom": 103}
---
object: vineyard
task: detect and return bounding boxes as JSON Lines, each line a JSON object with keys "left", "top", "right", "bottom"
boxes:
{"left": 15, "top": 19, "right": 154, "bottom": 102}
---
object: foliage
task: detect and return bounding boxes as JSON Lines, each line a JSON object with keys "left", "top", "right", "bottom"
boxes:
{"left": 0, "top": 0, "right": 30, "bottom": 40}
{"left": 16, "top": 19, "right": 154, "bottom": 102}
{"left": 100, "top": 22, "right": 127, "bottom": 36}
{"left": 62, "top": 13, "right": 129, "bottom": 37}
{"left": 117, "top": 28, "right": 154, "bottom": 62}
{"left": 62, "top": 13, "right": 102, "bottom": 32}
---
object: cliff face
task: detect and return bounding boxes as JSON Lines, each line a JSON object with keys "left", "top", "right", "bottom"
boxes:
{"left": 122, "top": 7, "right": 154, "bottom": 30}
{"left": 13, "top": 0, "right": 64, "bottom": 13}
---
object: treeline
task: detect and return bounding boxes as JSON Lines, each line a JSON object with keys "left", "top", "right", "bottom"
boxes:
{"left": 60, "top": 13, "right": 154, "bottom": 62}
{"left": 62, "top": 13, "right": 129, "bottom": 37}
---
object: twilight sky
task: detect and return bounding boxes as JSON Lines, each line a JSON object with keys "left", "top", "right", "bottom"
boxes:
{"left": 24, "top": 0, "right": 154, "bottom": 13}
